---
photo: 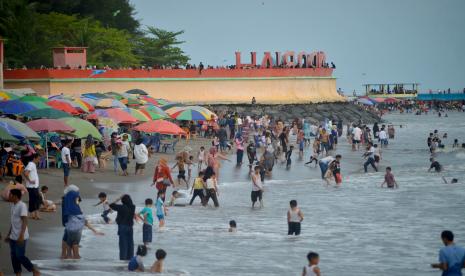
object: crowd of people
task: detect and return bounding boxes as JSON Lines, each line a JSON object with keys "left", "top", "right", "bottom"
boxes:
{"left": 1, "top": 103, "right": 465, "bottom": 275}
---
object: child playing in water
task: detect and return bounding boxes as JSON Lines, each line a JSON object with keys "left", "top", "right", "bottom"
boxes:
{"left": 198, "top": 146, "right": 206, "bottom": 170}
{"left": 150, "top": 249, "right": 167, "bottom": 273}
{"left": 189, "top": 171, "right": 205, "bottom": 205}
{"left": 94, "top": 192, "right": 111, "bottom": 224}
{"left": 172, "top": 156, "right": 188, "bottom": 189}
{"left": 302, "top": 251, "right": 321, "bottom": 276}
{"left": 229, "top": 220, "right": 237, "bottom": 232}
{"left": 381, "top": 167, "right": 398, "bottom": 189}
{"left": 137, "top": 198, "right": 154, "bottom": 247}
{"left": 39, "top": 185, "right": 56, "bottom": 212}
{"left": 128, "top": 245, "right": 147, "bottom": 272}
{"left": 156, "top": 191, "right": 167, "bottom": 229}
{"left": 287, "top": 200, "right": 304, "bottom": 236}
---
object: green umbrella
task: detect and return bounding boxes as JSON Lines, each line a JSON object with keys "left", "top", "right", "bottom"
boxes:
{"left": 0, "top": 126, "right": 19, "bottom": 143}
{"left": 104, "top": 92, "right": 125, "bottom": 100}
{"left": 0, "top": 118, "right": 40, "bottom": 141}
{"left": 22, "top": 101, "right": 50, "bottom": 109}
{"left": 59, "top": 117, "right": 102, "bottom": 141}
{"left": 19, "top": 95, "right": 48, "bottom": 103}
{"left": 22, "top": 108, "right": 72, "bottom": 119}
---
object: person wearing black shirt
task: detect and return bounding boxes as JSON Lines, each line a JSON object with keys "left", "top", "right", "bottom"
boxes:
{"left": 110, "top": 194, "right": 136, "bottom": 260}
{"left": 428, "top": 158, "right": 442, "bottom": 173}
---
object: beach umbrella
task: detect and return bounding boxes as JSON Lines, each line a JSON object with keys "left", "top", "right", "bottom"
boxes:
{"left": 0, "top": 118, "right": 40, "bottom": 141}
{"left": 21, "top": 108, "right": 72, "bottom": 119}
{"left": 19, "top": 95, "right": 47, "bottom": 103}
{"left": 160, "top": 102, "right": 185, "bottom": 111}
{"left": 139, "top": 108, "right": 167, "bottom": 120}
{"left": 21, "top": 101, "right": 50, "bottom": 110}
{"left": 0, "top": 91, "right": 20, "bottom": 101}
{"left": 82, "top": 93, "right": 110, "bottom": 100}
{"left": 120, "top": 97, "right": 142, "bottom": 107}
{"left": 125, "top": 89, "right": 148, "bottom": 95}
{"left": 166, "top": 106, "right": 216, "bottom": 121}
{"left": 49, "top": 98, "right": 90, "bottom": 113}
{"left": 0, "top": 126, "right": 19, "bottom": 143}
{"left": 0, "top": 100, "right": 37, "bottom": 114}
{"left": 372, "top": 97, "right": 385, "bottom": 103}
{"left": 125, "top": 108, "right": 151, "bottom": 122}
{"left": 98, "top": 117, "right": 119, "bottom": 130}
{"left": 59, "top": 117, "right": 102, "bottom": 140}
{"left": 134, "top": 120, "right": 186, "bottom": 135}
{"left": 0, "top": 122, "right": 27, "bottom": 139}
{"left": 26, "top": 119, "right": 75, "bottom": 168}
{"left": 95, "top": 98, "right": 127, "bottom": 109}
{"left": 47, "top": 100, "right": 81, "bottom": 115}
{"left": 104, "top": 92, "right": 125, "bottom": 100}
{"left": 93, "top": 108, "right": 138, "bottom": 124}
{"left": 74, "top": 98, "right": 95, "bottom": 112}
{"left": 384, "top": 98, "right": 398, "bottom": 103}
{"left": 356, "top": 98, "right": 375, "bottom": 106}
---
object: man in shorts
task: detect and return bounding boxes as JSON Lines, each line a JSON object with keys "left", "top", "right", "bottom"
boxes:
{"left": 352, "top": 124, "right": 362, "bottom": 150}
{"left": 251, "top": 166, "right": 264, "bottom": 208}
{"left": 61, "top": 140, "right": 72, "bottom": 186}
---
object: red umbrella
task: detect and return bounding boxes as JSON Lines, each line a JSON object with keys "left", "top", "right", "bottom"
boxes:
{"left": 384, "top": 98, "right": 398, "bottom": 103}
{"left": 134, "top": 120, "right": 186, "bottom": 135}
{"left": 26, "top": 119, "right": 75, "bottom": 168}
{"left": 93, "top": 108, "right": 138, "bottom": 124}
{"left": 47, "top": 100, "right": 81, "bottom": 115}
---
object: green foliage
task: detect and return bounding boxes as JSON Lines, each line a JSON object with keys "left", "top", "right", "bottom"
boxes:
{"left": 135, "top": 27, "right": 189, "bottom": 67}
{"left": 0, "top": 0, "right": 189, "bottom": 68}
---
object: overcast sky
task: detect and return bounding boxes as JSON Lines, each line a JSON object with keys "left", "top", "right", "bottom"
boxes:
{"left": 131, "top": 0, "right": 465, "bottom": 93}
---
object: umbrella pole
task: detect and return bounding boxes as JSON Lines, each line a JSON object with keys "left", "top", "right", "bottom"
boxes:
{"left": 45, "top": 133, "right": 49, "bottom": 169}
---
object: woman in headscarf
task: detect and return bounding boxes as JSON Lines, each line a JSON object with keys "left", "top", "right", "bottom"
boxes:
{"left": 109, "top": 194, "right": 136, "bottom": 260}
{"left": 62, "top": 185, "right": 102, "bottom": 259}
{"left": 82, "top": 135, "right": 96, "bottom": 173}
{"left": 151, "top": 158, "right": 174, "bottom": 193}
{"left": 207, "top": 147, "right": 229, "bottom": 181}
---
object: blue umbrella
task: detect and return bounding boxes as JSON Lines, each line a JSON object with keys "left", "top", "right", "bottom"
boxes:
{"left": 356, "top": 98, "right": 375, "bottom": 106}
{"left": 0, "top": 121, "right": 26, "bottom": 139}
{"left": 0, "top": 100, "right": 37, "bottom": 114}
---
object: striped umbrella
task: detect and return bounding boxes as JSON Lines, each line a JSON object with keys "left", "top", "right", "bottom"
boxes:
{"left": 0, "top": 100, "right": 37, "bottom": 114}
{"left": 0, "top": 118, "right": 40, "bottom": 140}
{"left": 125, "top": 108, "right": 151, "bottom": 122}
{"left": 47, "top": 100, "right": 81, "bottom": 115}
{"left": 0, "top": 91, "right": 20, "bottom": 101}
{"left": 166, "top": 106, "right": 216, "bottom": 121}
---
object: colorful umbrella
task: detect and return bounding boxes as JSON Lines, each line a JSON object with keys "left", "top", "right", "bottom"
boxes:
{"left": 22, "top": 101, "right": 50, "bottom": 109}
{"left": 139, "top": 95, "right": 160, "bottom": 106}
{"left": 166, "top": 106, "right": 216, "bottom": 121}
{"left": 126, "top": 89, "right": 148, "bottom": 95}
{"left": 21, "top": 108, "right": 72, "bottom": 119}
{"left": 105, "top": 92, "right": 125, "bottom": 100}
{"left": 134, "top": 120, "right": 186, "bottom": 135}
{"left": 98, "top": 117, "right": 119, "bottom": 130}
{"left": 82, "top": 93, "right": 110, "bottom": 100}
{"left": 50, "top": 98, "right": 90, "bottom": 113}
{"left": 95, "top": 98, "right": 127, "bottom": 109}
{"left": 19, "top": 95, "right": 47, "bottom": 103}
{"left": 93, "top": 108, "right": 138, "bottom": 124}
{"left": 0, "top": 118, "right": 40, "bottom": 140}
{"left": 384, "top": 98, "right": 398, "bottom": 103}
{"left": 372, "top": 97, "right": 385, "bottom": 103}
{"left": 26, "top": 119, "right": 75, "bottom": 168}
{"left": 0, "top": 100, "right": 37, "bottom": 114}
{"left": 0, "top": 126, "right": 19, "bottom": 142}
{"left": 160, "top": 103, "right": 185, "bottom": 111}
{"left": 47, "top": 100, "right": 81, "bottom": 115}
{"left": 139, "top": 108, "right": 167, "bottom": 120}
{"left": 0, "top": 91, "right": 20, "bottom": 101}
{"left": 74, "top": 98, "right": 95, "bottom": 112}
{"left": 120, "top": 97, "right": 142, "bottom": 106}
{"left": 59, "top": 117, "right": 102, "bottom": 140}
{"left": 125, "top": 108, "right": 151, "bottom": 122}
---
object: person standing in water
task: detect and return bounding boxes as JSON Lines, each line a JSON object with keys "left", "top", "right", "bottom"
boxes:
{"left": 302, "top": 251, "right": 321, "bottom": 276}
{"left": 431, "top": 230, "right": 465, "bottom": 275}
{"left": 287, "top": 200, "right": 304, "bottom": 236}
{"left": 381, "top": 167, "right": 398, "bottom": 189}
{"left": 363, "top": 142, "right": 378, "bottom": 173}
{"left": 109, "top": 194, "right": 136, "bottom": 260}
{"left": 251, "top": 166, "right": 264, "bottom": 208}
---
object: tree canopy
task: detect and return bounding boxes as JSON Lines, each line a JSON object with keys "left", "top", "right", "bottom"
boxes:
{"left": 0, "top": 0, "right": 189, "bottom": 68}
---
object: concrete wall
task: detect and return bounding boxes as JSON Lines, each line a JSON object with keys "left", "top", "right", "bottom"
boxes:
{"left": 5, "top": 77, "right": 344, "bottom": 104}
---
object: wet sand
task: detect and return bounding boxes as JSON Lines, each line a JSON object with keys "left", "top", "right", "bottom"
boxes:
{"left": 0, "top": 137, "right": 213, "bottom": 274}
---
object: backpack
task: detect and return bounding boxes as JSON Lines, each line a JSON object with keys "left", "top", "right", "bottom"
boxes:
{"left": 11, "top": 159, "right": 24, "bottom": 177}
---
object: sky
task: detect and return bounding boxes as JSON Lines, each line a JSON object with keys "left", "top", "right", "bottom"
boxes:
{"left": 130, "top": 0, "right": 465, "bottom": 93}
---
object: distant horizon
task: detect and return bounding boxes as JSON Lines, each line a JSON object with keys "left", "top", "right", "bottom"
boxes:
{"left": 130, "top": 0, "right": 465, "bottom": 93}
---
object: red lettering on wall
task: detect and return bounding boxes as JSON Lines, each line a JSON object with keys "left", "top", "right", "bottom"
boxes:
{"left": 235, "top": 52, "right": 257, "bottom": 68}
{"left": 261, "top": 52, "right": 273, "bottom": 68}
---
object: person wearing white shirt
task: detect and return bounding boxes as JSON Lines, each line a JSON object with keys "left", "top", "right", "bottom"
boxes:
{"left": 378, "top": 127, "right": 388, "bottom": 148}
{"left": 61, "top": 140, "right": 72, "bottom": 186}
{"left": 251, "top": 166, "right": 264, "bottom": 208}
{"left": 23, "top": 154, "right": 40, "bottom": 220}
{"left": 352, "top": 125, "right": 362, "bottom": 150}
{"left": 363, "top": 143, "right": 378, "bottom": 173}
{"left": 133, "top": 138, "right": 148, "bottom": 175}
{"left": 6, "top": 189, "right": 40, "bottom": 275}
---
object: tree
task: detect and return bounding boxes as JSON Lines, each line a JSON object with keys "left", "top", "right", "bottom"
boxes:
{"left": 134, "top": 27, "right": 189, "bottom": 67}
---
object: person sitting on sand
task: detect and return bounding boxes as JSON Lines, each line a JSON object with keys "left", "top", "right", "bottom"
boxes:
{"left": 39, "top": 186, "right": 56, "bottom": 212}
{"left": 150, "top": 249, "right": 167, "bottom": 273}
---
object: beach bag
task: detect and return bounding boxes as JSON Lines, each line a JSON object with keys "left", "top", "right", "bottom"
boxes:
{"left": 92, "top": 157, "right": 99, "bottom": 166}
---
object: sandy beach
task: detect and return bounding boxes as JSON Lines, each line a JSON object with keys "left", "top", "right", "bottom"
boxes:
{"left": 0, "top": 137, "right": 212, "bottom": 274}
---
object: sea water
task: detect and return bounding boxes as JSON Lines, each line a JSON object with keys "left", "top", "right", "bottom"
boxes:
{"left": 33, "top": 112, "right": 465, "bottom": 276}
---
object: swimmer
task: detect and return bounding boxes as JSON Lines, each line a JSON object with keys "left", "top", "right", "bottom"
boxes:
{"left": 381, "top": 167, "right": 398, "bottom": 189}
{"left": 442, "top": 177, "right": 458, "bottom": 184}
{"left": 287, "top": 200, "right": 304, "bottom": 236}
{"left": 302, "top": 251, "right": 321, "bottom": 276}
{"left": 229, "top": 220, "right": 237, "bottom": 232}
{"left": 452, "top": 139, "right": 459, "bottom": 148}
{"left": 150, "top": 249, "right": 167, "bottom": 273}
{"left": 428, "top": 158, "right": 442, "bottom": 173}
